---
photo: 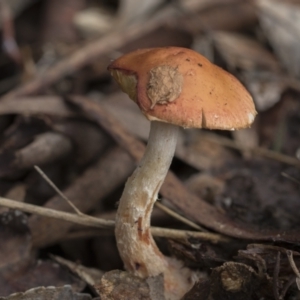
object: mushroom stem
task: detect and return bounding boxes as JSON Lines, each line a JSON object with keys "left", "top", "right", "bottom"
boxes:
{"left": 115, "top": 120, "right": 178, "bottom": 278}
{"left": 115, "top": 121, "right": 194, "bottom": 299}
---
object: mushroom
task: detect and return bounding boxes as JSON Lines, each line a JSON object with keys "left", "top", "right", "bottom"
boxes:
{"left": 108, "top": 47, "right": 256, "bottom": 299}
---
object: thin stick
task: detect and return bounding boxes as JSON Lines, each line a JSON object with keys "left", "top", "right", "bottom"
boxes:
{"left": 287, "top": 250, "right": 300, "bottom": 278}
{"left": 0, "top": 196, "right": 114, "bottom": 229}
{"left": 34, "top": 165, "right": 83, "bottom": 216}
{"left": 0, "top": 196, "right": 228, "bottom": 243}
{"left": 155, "top": 201, "right": 206, "bottom": 232}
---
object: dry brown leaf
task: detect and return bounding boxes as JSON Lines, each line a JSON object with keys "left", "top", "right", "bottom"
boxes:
{"left": 4, "top": 184, "right": 26, "bottom": 202}
{"left": 210, "top": 262, "right": 265, "bottom": 300}
{"left": 29, "top": 147, "right": 134, "bottom": 248}
{"left": 238, "top": 244, "right": 300, "bottom": 276}
{"left": 97, "top": 93, "right": 150, "bottom": 142}
{"left": 0, "top": 184, "right": 27, "bottom": 214}
{"left": 212, "top": 30, "right": 279, "bottom": 72}
{"left": 53, "top": 119, "right": 109, "bottom": 166}
{"left": 0, "top": 211, "right": 32, "bottom": 285}
{"left": 51, "top": 255, "right": 104, "bottom": 287}
{"left": 195, "top": 1, "right": 256, "bottom": 32}
{"left": 2, "top": 0, "right": 37, "bottom": 18}
{"left": 232, "top": 128, "right": 259, "bottom": 158}
{"left": 184, "top": 173, "right": 225, "bottom": 204}
{"left": 182, "top": 280, "right": 210, "bottom": 300}
{"left": 42, "top": 0, "right": 85, "bottom": 43}
{"left": 0, "top": 211, "right": 84, "bottom": 296}
{"left": 0, "top": 132, "right": 72, "bottom": 179}
{"left": 0, "top": 96, "right": 109, "bottom": 169}
{"left": 176, "top": 130, "right": 236, "bottom": 170}
{"left": 179, "top": 0, "right": 243, "bottom": 12}
{"left": 116, "top": 0, "right": 164, "bottom": 27}
{"left": 242, "top": 71, "right": 288, "bottom": 111}
{"left": 257, "top": 0, "right": 300, "bottom": 77}
{"left": 99, "top": 93, "right": 236, "bottom": 171}
{"left": 0, "top": 96, "right": 76, "bottom": 117}
{"left": 74, "top": 8, "right": 114, "bottom": 37}
{"left": 95, "top": 270, "right": 165, "bottom": 300}
{"left": 0, "top": 285, "right": 92, "bottom": 300}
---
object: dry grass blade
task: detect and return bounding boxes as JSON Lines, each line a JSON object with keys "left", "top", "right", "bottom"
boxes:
{"left": 155, "top": 201, "right": 207, "bottom": 232}
{"left": 0, "top": 196, "right": 114, "bottom": 228}
{"left": 0, "top": 196, "right": 229, "bottom": 243}
{"left": 34, "top": 165, "right": 83, "bottom": 216}
{"left": 29, "top": 147, "right": 134, "bottom": 248}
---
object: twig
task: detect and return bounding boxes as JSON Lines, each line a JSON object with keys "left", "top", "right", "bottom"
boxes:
{"left": 150, "top": 227, "right": 223, "bottom": 242}
{"left": 0, "top": 196, "right": 114, "bottom": 229}
{"left": 14, "top": 133, "right": 72, "bottom": 170}
{"left": 155, "top": 201, "right": 207, "bottom": 232}
{"left": 0, "top": 196, "right": 229, "bottom": 243}
{"left": 273, "top": 251, "right": 281, "bottom": 300}
{"left": 34, "top": 165, "right": 83, "bottom": 216}
{"left": 286, "top": 250, "right": 300, "bottom": 290}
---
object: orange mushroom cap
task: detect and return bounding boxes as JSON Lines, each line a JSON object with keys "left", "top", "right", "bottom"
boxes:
{"left": 108, "top": 47, "right": 256, "bottom": 130}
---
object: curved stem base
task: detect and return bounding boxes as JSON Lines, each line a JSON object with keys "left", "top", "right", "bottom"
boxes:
{"left": 115, "top": 121, "right": 194, "bottom": 299}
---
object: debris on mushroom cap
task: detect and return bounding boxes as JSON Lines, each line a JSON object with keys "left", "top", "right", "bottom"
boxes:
{"left": 108, "top": 47, "right": 257, "bottom": 130}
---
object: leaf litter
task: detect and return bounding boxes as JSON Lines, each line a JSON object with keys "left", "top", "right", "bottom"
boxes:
{"left": 0, "top": 0, "right": 299, "bottom": 299}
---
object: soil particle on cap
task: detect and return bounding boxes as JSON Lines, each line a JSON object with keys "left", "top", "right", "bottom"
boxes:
{"left": 147, "top": 65, "right": 183, "bottom": 109}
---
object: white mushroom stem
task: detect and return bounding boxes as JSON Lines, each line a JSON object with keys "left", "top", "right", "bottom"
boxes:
{"left": 115, "top": 121, "right": 193, "bottom": 298}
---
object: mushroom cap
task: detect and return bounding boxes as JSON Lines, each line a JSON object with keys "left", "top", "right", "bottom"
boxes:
{"left": 108, "top": 47, "right": 256, "bottom": 130}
